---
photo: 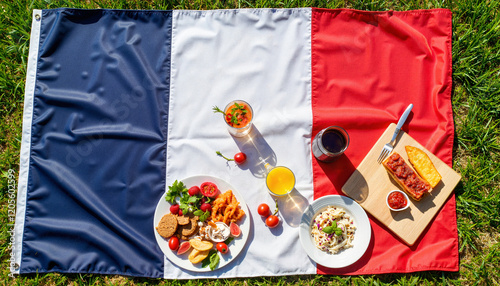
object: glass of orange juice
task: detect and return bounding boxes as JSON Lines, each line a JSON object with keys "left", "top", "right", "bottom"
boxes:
{"left": 265, "top": 166, "right": 296, "bottom": 197}
{"left": 223, "top": 100, "right": 253, "bottom": 137}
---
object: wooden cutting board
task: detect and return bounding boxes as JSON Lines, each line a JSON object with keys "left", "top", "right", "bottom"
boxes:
{"left": 341, "top": 123, "right": 461, "bottom": 245}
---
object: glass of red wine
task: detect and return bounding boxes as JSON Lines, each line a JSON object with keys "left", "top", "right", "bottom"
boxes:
{"left": 312, "top": 126, "right": 350, "bottom": 162}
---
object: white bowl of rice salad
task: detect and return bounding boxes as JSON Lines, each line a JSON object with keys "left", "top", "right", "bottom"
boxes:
{"left": 310, "top": 205, "right": 357, "bottom": 254}
{"left": 299, "top": 195, "right": 371, "bottom": 268}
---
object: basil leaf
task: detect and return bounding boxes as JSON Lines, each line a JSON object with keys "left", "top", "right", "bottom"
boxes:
{"left": 225, "top": 237, "right": 235, "bottom": 245}
{"left": 180, "top": 203, "right": 190, "bottom": 214}
{"left": 201, "top": 250, "right": 216, "bottom": 268}
{"left": 322, "top": 226, "right": 334, "bottom": 234}
{"left": 202, "top": 250, "right": 219, "bottom": 270}
{"left": 335, "top": 229, "right": 343, "bottom": 236}
{"left": 209, "top": 251, "right": 220, "bottom": 271}
{"left": 199, "top": 211, "right": 210, "bottom": 222}
{"left": 187, "top": 196, "right": 199, "bottom": 204}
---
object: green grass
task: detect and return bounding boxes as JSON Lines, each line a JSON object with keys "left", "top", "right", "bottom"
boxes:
{"left": 1, "top": 0, "right": 499, "bottom": 285}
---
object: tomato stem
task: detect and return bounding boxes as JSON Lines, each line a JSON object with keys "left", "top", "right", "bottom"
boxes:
{"left": 272, "top": 199, "right": 279, "bottom": 216}
{"left": 216, "top": 151, "right": 234, "bottom": 162}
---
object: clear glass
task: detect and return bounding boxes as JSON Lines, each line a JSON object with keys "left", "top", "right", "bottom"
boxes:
{"left": 265, "top": 165, "right": 296, "bottom": 197}
{"left": 223, "top": 100, "right": 253, "bottom": 137}
{"left": 312, "top": 126, "right": 349, "bottom": 162}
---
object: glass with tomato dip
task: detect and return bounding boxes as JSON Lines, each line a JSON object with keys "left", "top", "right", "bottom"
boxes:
{"left": 223, "top": 100, "right": 253, "bottom": 137}
{"left": 386, "top": 190, "right": 409, "bottom": 211}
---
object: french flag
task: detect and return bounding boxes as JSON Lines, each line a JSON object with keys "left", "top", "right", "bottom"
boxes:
{"left": 14, "top": 8, "right": 456, "bottom": 278}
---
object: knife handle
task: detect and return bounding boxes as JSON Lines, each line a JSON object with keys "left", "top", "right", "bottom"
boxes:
{"left": 396, "top": 104, "right": 413, "bottom": 130}
{"left": 392, "top": 103, "right": 413, "bottom": 142}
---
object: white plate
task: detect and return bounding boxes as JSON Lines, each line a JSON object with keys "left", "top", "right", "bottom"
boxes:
{"left": 299, "top": 195, "right": 371, "bottom": 268}
{"left": 154, "top": 175, "right": 250, "bottom": 272}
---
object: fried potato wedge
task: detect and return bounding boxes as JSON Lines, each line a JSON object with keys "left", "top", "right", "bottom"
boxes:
{"left": 188, "top": 248, "right": 210, "bottom": 264}
{"left": 189, "top": 238, "right": 213, "bottom": 251}
{"left": 405, "top": 146, "right": 442, "bottom": 188}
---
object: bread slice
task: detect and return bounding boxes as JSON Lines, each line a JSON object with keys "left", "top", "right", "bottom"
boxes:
{"left": 176, "top": 214, "right": 191, "bottom": 225}
{"left": 405, "top": 146, "right": 442, "bottom": 188}
{"left": 156, "top": 214, "right": 178, "bottom": 238}
{"left": 383, "top": 152, "right": 431, "bottom": 201}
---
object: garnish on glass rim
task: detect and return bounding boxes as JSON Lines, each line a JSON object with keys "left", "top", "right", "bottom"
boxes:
{"left": 213, "top": 103, "right": 248, "bottom": 127}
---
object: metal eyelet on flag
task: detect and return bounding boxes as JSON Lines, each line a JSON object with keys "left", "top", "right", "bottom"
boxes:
{"left": 35, "top": 14, "right": 41, "bottom": 21}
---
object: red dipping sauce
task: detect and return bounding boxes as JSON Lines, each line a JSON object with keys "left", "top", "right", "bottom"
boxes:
{"left": 388, "top": 191, "right": 408, "bottom": 209}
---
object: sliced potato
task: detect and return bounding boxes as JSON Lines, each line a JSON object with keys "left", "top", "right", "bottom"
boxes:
{"left": 189, "top": 238, "right": 213, "bottom": 251}
{"left": 188, "top": 248, "right": 210, "bottom": 264}
{"left": 405, "top": 146, "right": 442, "bottom": 188}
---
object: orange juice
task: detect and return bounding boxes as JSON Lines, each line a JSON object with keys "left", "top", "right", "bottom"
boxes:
{"left": 266, "top": 166, "right": 295, "bottom": 196}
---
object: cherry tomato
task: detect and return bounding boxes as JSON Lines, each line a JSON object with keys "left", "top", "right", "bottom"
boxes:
{"left": 170, "top": 204, "right": 180, "bottom": 214}
{"left": 178, "top": 210, "right": 183, "bottom": 216}
{"left": 188, "top": 186, "right": 200, "bottom": 196}
{"left": 216, "top": 242, "right": 229, "bottom": 254}
{"left": 265, "top": 199, "right": 280, "bottom": 228}
{"left": 266, "top": 215, "right": 280, "bottom": 228}
{"left": 234, "top": 152, "right": 247, "bottom": 164}
{"left": 257, "top": 203, "right": 270, "bottom": 217}
{"left": 168, "top": 236, "right": 179, "bottom": 251}
{"left": 200, "top": 182, "right": 219, "bottom": 198}
{"left": 200, "top": 203, "right": 212, "bottom": 212}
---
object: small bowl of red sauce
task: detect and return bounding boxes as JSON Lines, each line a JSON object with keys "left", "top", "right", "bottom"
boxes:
{"left": 386, "top": 190, "right": 409, "bottom": 211}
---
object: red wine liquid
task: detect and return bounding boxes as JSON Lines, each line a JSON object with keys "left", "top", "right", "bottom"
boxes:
{"left": 321, "top": 129, "right": 346, "bottom": 153}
